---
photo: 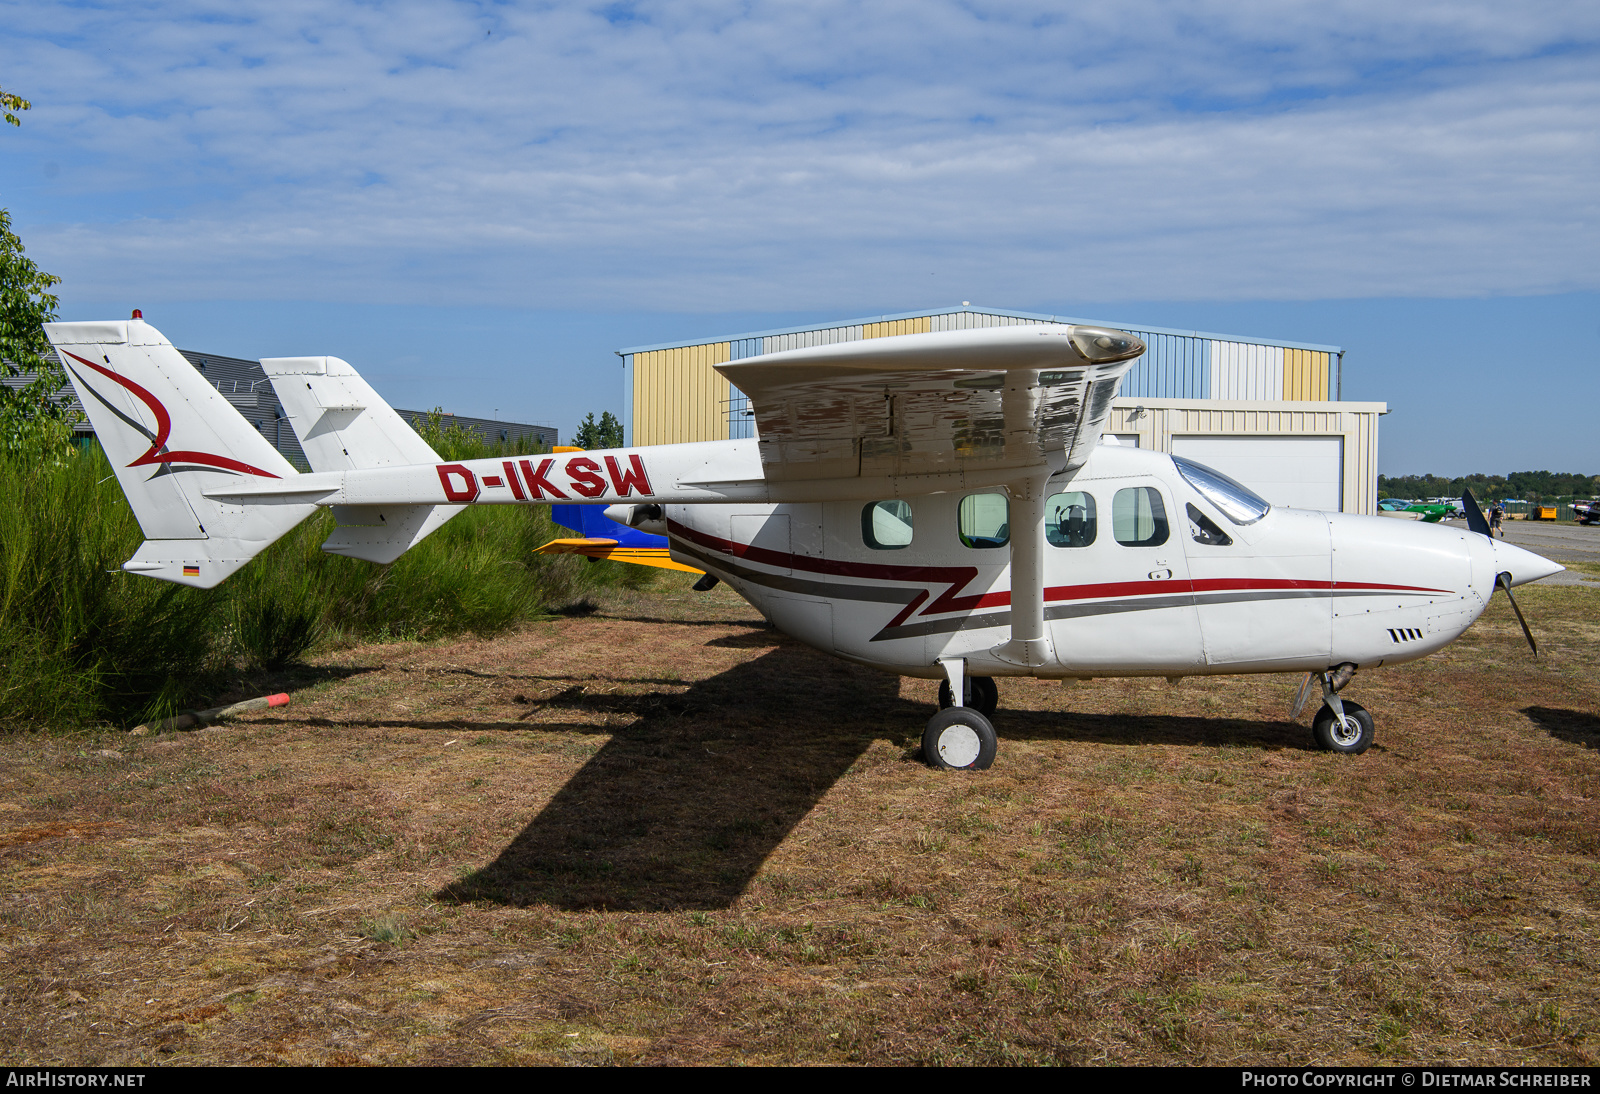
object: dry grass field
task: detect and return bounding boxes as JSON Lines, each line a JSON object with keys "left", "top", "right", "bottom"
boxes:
{"left": 3, "top": 571, "right": 1599, "bottom": 1066}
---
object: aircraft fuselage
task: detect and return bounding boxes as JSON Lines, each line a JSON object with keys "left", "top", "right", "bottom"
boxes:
{"left": 662, "top": 445, "right": 1554, "bottom": 680}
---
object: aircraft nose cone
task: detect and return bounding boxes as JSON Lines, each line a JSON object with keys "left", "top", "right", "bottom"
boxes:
{"left": 1492, "top": 540, "right": 1564, "bottom": 587}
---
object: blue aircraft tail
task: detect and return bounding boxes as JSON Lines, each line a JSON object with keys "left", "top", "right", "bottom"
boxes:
{"left": 540, "top": 504, "right": 701, "bottom": 574}
{"left": 550, "top": 504, "right": 668, "bottom": 548}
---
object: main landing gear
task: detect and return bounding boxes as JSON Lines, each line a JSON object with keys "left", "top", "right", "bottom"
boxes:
{"left": 925, "top": 661, "right": 1000, "bottom": 769}
{"left": 1295, "top": 662, "right": 1374, "bottom": 755}
{"left": 923, "top": 707, "right": 999, "bottom": 770}
{"left": 937, "top": 675, "right": 998, "bottom": 718}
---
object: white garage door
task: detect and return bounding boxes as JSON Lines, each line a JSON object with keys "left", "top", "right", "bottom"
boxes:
{"left": 1170, "top": 436, "right": 1344, "bottom": 512}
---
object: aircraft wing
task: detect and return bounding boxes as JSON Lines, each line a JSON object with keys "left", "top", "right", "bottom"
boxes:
{"left": 716, "top": 324, "right": 1145, "bottom": 484}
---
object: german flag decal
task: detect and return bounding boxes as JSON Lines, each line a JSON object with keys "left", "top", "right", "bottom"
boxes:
{"left": 183, "top": 565, "right": 200, "bottom": 577}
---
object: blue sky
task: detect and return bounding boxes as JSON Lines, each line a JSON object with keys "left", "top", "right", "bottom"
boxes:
{"left": 1, "top": 1, "right": 1596, "bottom": 473}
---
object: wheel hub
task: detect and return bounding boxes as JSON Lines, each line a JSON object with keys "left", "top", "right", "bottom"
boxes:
{"left": 937, "top": 725, "right": 982, "bottom": 768}
{"left": 1330, "top": 714, "right": 1361, "bottom": 747}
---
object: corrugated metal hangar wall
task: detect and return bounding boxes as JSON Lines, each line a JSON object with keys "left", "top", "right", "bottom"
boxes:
{"left": 618, "top": 305, "right": 1385, "bottom": 515}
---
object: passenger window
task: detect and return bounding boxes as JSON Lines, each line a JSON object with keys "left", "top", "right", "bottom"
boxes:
{"left": 1046, "top": 491, "right": 1097, "bottom": 548}
{"left": 1186, "top": 503, "right": 1233, "bottom": 547}
{"left": 1113, "top": 487, "right": 1170, "bottom": 547}
{"left": 862, "top": 500, "right": 914, "bottom": 549}
{"left": 958, "top": 493, "right": 1010, "bottom": 549}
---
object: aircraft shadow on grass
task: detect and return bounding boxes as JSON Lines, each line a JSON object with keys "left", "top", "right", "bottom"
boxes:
{"left": 1522, "top": 706, "right": 1600, "bottom": 750}
{"left": 435, "top": 635, "right": 1313, "bottom": 913}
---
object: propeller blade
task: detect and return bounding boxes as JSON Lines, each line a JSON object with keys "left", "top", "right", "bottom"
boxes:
{"left": 1462, "top": 489, "right": 1492, "bottom": 537}
{"left": 1495, "top": 571, "right": 1538, "bottom": 657}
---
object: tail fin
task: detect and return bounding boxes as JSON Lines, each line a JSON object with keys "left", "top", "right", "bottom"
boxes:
{"left": 46, "top": 319, "right": 318, "bottom": 588}
{"left": 259, "top": 356, "right": 461, "bottom": 564}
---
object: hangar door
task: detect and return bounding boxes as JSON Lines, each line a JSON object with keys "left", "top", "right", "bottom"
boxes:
{"left": 1170, "top": 436, "right": 1344, "bottom": 512}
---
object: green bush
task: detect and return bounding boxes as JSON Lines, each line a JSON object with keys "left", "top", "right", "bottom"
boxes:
{"left": 0, "top": 441, "right": 648, "bottom": 729}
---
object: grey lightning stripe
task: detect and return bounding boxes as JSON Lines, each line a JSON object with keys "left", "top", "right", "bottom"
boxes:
{"left": 675, "top": 536, "right": 1454, "bottom": 643}
{"left": 62, "top": 362, "right": 195, "bottom": 481}
{"left": 892, "top": 587, "right": 1444, "bottom": 640}
{"left": 65, "top": 361, "right": 161, "bottom": 445}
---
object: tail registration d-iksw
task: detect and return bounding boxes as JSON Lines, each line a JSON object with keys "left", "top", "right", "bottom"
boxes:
{"left": 49, "top": 318, "right": 1562, "bottom": 768}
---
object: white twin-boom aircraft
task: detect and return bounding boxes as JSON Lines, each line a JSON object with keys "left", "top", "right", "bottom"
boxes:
{"left": 47, "top": 318, "right": 1561, "bottom": 768}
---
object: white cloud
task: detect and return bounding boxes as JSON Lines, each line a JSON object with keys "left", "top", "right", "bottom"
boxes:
{"left": 3, "top": 0, "right": 1596, "bottom": 308}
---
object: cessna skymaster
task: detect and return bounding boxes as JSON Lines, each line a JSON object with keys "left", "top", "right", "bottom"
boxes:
{"left": 47, "top": 318, "right": 1561, "bottom": 769}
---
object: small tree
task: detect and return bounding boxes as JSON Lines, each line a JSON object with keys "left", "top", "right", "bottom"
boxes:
{"left": 1, "top": 86, "right": 29, "bottom": 128}
{"left": 573, "top": 411, "right": 624, "bottom": 450}
{"left": 415, "top": 407, "right": 483, "bottom": 460}
{"left": 0, "top": 85, "right": 73, "bottom": 459}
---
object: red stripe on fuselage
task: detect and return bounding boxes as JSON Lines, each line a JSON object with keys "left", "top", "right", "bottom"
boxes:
{"left": 1045, "top": 577, "right": 1452, "bottom": 602}
{"left": 669, "top": 518, "right": 1451, "bottom": 618}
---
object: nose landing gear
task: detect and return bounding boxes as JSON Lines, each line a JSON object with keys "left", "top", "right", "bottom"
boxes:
{"left": 1312, "top": 700, "right": 1374, "bottom": 753}
{"left": 1297, "top": 663, "right": 1374, "bottom": 754}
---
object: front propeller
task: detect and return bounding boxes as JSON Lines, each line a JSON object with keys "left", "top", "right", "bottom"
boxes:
{"left": 1463, "top": 489, "right": 1546, "bottom": 658}
{"left": 1494, "top": 571, "right": 1539, "bottom": 657}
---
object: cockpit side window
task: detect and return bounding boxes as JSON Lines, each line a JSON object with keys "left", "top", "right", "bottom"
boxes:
{"left": 1172, "top": 455, "right": 1271, "bottom": 525}
{"left": 862, "top": 500, "right": 914, "bottom": 549}
{"left": 1046, "top": 491, "right": 1097, "bottom": 548}
{"left": 1112, "top": 487, "right": 1169, "bottom": 547}
{"left": 1186, "top": 503, "right": 1233, "bottom": 546}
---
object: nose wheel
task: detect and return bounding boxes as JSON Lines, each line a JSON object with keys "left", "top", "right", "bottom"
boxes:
{"left": 1312, "top": 701, "right": 1374, "bottom": 754}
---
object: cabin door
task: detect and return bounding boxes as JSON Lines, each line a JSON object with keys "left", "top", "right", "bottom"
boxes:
{"left": 1046, "top": 480, "right": 1205, "bottom": 673}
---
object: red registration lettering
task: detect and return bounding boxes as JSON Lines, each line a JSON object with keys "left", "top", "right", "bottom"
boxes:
{"left": 518, "top": 458, "right": 567, "bottom": 499}
{"left": 501, "top": 461, "right": 526, "bottom": 500}
{"left": 604, "top": 454, "right": 654, "bottom": 497}
{"left": 566, "top": 456, "right": 607, "bottom": 499}
{"left": 437, "top": 463, "right": 479, "bottom": 502}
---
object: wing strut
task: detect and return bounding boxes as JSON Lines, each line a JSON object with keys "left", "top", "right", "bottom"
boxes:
{"left": 991, "top": 471, "right": 1056, "bottom": 668}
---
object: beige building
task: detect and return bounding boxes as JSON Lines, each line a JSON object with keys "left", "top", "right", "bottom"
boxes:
{"left": 619, "top": 305, "right": 1385, "bottom": 515}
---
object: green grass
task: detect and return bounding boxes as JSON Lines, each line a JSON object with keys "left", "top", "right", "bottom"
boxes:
{"left": 0, "top": 439, "right": 653, "bottom": 729}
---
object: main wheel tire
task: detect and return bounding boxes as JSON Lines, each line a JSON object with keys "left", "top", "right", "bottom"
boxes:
{"left": 937, "top": 675, "right": 999, "bottom": 717}
{"left": 1311, "top": 700, "right": 1375, "bottom": 754}
{"left": 922, "top": 707, "right": 998, "bottom": 770}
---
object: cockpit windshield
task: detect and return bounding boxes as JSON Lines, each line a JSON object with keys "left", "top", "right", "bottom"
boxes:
{"left": 1171, "top": 455, "right": 1271, "bottom": 525}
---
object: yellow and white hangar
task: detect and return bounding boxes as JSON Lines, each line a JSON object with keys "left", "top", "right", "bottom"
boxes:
{"left": 619, "top": 305, "right": 1386, "bottom": 515}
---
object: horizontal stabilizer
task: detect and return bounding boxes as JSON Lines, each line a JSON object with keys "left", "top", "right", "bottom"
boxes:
{"left": 321, "top": 503, "right": 462, "bottom": 564}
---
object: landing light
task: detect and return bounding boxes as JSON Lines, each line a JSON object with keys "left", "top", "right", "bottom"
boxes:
{"left": 1070, "top": 326, "right": 1145, "bottom": 363}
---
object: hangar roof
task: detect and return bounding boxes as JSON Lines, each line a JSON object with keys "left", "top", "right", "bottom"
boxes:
{"left": 616, "top": 304, "right": 1343, "bottom": 356}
